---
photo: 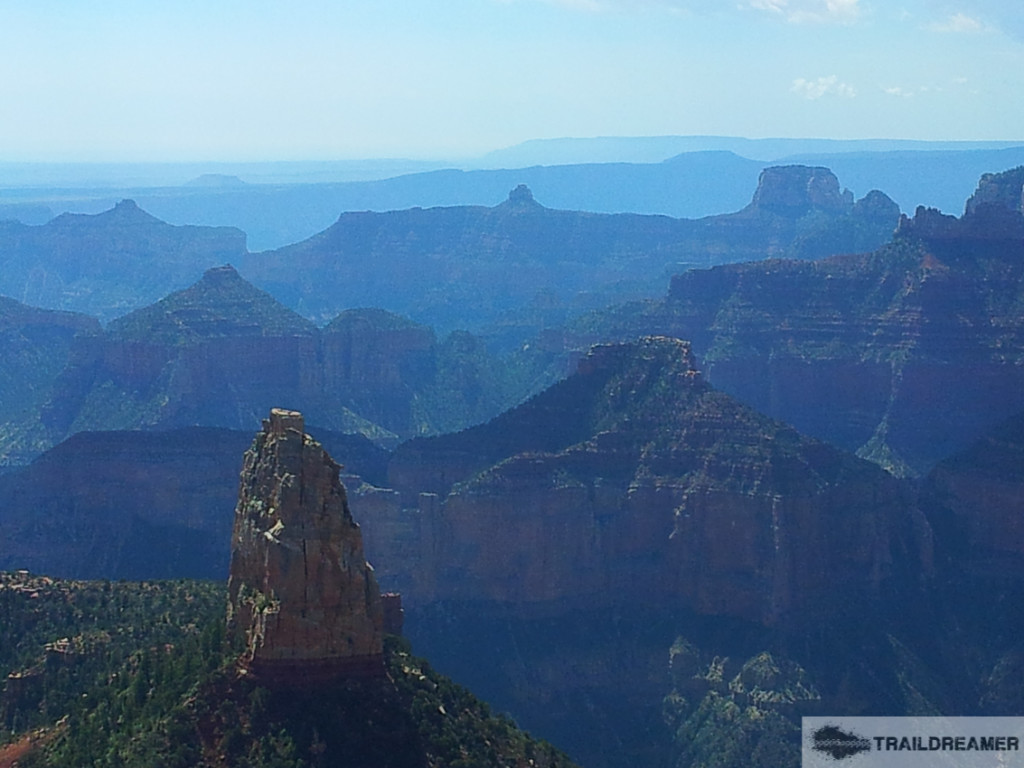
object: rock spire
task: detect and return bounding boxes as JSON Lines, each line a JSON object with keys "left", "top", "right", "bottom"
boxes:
{"left": 227, "top": 408, "right": 385, "bottom": 680}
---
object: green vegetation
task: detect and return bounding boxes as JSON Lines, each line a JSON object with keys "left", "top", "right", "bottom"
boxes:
{"left": 0, "top": 573, "right": 576, "bottom": 768}
{"left": 0, "top": 574, "right": 226, "bottom": 752}
{"left": 662, "top": 640, "right": 817, "bottom": 768}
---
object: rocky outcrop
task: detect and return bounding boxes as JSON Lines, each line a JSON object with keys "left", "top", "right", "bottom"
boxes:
{"left": 898, "top": 166, "right": 1024, "bottom": 241}
{"left": 37, "top": 268, "right": 516, "bottom": 453}
{"left": 965, "top": 166, "right": 1024, "bottom": 217}
{"left": 567, "top": 170, "right": 1024, "bottom": 476}
{"left": 369, "top": 337, "right": 935, "bottom": 768}
{"left": 239, "top": 171, "right": 899, "bottom": 334}
{"left": 227, "top": 409, "right": 385, "bottom": 680}
{"left": 377, "top": 337, "right": 931, "bottom": 627}
{"left": 708, "top": 165, "right": 900, "bottom": 262}
{"left": 747, "top": 165, "right": 852, "bottom": 215}
{"left": 0, "top": 425, "right": 388, "bottom": 580}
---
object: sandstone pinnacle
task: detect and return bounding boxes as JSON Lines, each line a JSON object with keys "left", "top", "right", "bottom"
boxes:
{"left": 227, "top": 408, "right": 385, "bottom": 681}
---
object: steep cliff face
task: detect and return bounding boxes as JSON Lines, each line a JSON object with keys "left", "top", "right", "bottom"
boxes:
{"left": 571, "top": 167, "right": 1024, "bottom": 475}
{"left": 320, "top": 309, "right": 436, "bottom": 436}
{"left": 964, "top": 166, "right": 1024, "bottom": 217}
{"left": 34, "top": 268, "right": 522, "bottom": 458}
{"left": 378, "top": 337, "right": 930, "bottom": 627}
{"left": 369, "top": 337, "right": 936, "bottom": 768}
{"left": 0, "top": 427, "right": 249, "bottom": 579}
{"left": 916, "top": 410, "right": 1024, "bottom": 720}
{"left": 227, "top": 409, "right": 385, "bottom": 679}
{"left": 240, "top": 170, "right": 899, "bottom": 333}
{"left": 0, "top": 425, "right": 388, "bottom": 580}
{"left": 747, "top": 165, "right": 852, "bottom": 215}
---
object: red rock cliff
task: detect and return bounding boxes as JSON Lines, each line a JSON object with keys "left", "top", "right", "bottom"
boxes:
{"left": 227, "top": 409, "right": 384, "bottom": 680}
{"left": 369, "top": 338, "right": 932, "bottom": 627}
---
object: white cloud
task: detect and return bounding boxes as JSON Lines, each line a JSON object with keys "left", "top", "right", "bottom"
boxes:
{"left": 882, "top": 85, "right": 915, "bottom": 98}
{"left": 748, "top": 0, "right": 860, "bottom": 23}
{"left": 749, "top": 0, "right": 785, "bottom": 14}
{"left": 791, "top": 75, "right": 857, "bottom": 99}
{"left": 928, "top": 11, "right": 984, "bottom": 32}
{"left": 914, "top": 1, "right": 1024, "bottom": 40}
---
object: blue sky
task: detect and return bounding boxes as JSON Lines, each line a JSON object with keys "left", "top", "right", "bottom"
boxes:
{"left": 1, "top": 0, "right": 1022, "bottom": 161}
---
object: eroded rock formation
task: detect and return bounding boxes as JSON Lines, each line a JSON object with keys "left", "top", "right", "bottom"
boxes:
{"left": 747, "top": 165, "right": 852, "bottom": 215}
{"left": 365, "top": 337, "right": 936, "bottom": 768}
{"left": 35, "top": 267, "right": 518, "bottom": 455}
{"left": 227, "top": 409, "right": 384, "bottom": 680}
{"left": 375, "top": 337, "right": 931, "bottom": 627}
{"left": 565, "top": 167, "right": 1024, "bottom": 476}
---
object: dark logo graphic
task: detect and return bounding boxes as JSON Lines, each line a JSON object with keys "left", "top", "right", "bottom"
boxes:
{"left": 812, "top": 724, "right": 873, "bottom": 760}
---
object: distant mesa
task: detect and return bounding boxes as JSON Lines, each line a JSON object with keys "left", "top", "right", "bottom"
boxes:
{"left": 227, "top": 408, "right": 396, "bottom": 683}
{"left": 185, "top": 173, "right": 248, "bottom": 187}
{"left": 567, "top": 166, "right": 1024, "bottom": 476}
{"left": 506, "top": 183, "right": 540, "bottom": 207}
{"left": 746, "top": 165, "right": 852, "bottom": 216}
{"left": 100, "top": 198, "right": 162, "bottom": 224}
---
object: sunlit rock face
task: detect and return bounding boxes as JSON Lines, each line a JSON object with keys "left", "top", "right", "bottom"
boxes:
{"left": 227, "top": 408, "right": 384, "bottom": 681}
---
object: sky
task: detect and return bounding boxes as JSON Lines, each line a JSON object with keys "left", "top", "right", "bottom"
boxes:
{"left": 1, "top": 0, "right": 1022, "bottom": 162}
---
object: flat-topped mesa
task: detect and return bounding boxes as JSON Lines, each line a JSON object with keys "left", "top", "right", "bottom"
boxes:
{"left": 227, "top": 408, "right": 385, "bottom": 682}
{"left": 747, "top": 165, "right": 852, "bottom": 216}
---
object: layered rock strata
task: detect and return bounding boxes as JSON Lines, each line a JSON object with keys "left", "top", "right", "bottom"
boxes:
{"left": 565, "top": 166, "right": 1024, "bottom": 476}
{"left": 374, "top": 337, "right": 932, "bottom": 627}
{"left": 227, "top": 409, "right": 385, "bottom": 681}
{"left": 365, "top": 337, "right": 936, "bottom": 768}
{"left": 240, "top": 170, "right": 898, "bottom": 332}
{"left": 37, "top": 266, "right": 513, "bottom": 456}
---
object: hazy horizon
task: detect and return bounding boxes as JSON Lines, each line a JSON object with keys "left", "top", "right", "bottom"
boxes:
{"left": 3, "top": 0, "right": 1024, "bottom": 163}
